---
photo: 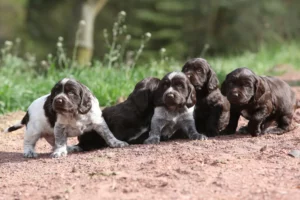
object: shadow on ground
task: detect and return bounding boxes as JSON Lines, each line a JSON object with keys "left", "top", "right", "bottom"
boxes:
{"left": 0, "top": 151, "right": 51, "bottom": 164}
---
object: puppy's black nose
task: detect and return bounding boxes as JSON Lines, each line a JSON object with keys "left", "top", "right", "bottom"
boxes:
{"left": 55, "top": 98, "right": 64, "bottom": 105}
{"left": 232, "top": 92, "right": 239, "bottom": 97}
{"left": 166, "top": 93, "right": 174, "bottom": 98}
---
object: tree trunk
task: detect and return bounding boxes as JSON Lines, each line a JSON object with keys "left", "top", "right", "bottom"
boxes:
{"left": 76, "top": 0, "right": 108, "bottom": 65}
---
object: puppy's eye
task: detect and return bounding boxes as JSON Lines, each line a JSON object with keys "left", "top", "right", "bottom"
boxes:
{"left": 68, "top": 91, "right": 75, "bottom": 96}
{"left": 175, "top": 83, "right": 184, "bottom": 88}
{"left": 197, "top": 69, "right": 202, "bottom": 73}
{"left": 163, "top": 83, "right": 169, "bottom": 89}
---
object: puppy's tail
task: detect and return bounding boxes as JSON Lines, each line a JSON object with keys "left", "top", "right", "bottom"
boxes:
{"left": 3, "top": 112, "right": 29, "bottom": 133}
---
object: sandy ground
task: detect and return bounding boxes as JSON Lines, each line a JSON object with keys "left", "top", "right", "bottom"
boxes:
{"left": 0, "top": 74, "right": 300, "bottom": 200}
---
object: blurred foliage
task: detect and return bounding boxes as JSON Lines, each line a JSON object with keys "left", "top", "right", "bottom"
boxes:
{"left": 0, "top": 0, "right": 300, "bottom": 61}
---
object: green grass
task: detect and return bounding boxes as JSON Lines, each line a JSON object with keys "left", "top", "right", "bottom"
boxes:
{"left": 0, "top": 42, "right": 300, "bottom": 114}
{"left": 0, "top": 60, "right": 177, "bottom": 114}
{"left": 209, "top": 42, "right": 300, "bottom": 81}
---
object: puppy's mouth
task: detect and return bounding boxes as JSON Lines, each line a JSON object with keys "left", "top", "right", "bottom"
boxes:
{"left": 164, "top": 99, "right": 180, "bottom": 110}
{"left": 166, "top": 105, "right": 178, "bottom": 111}
{"left": 53, "top": 106, "right": 75, "bottom": 113}
{"left": 227, "top": 95, "right": 249, "bottom": 105}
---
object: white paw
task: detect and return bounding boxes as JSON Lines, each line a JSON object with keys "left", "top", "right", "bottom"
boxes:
{"left": 144, "top": 137, "right": 160, "bottom": 144}
{"left": 190, "top": 133, "right": 208, "bottom": 141}
{"left": 109, "top": 140, "right": 129, "bottom": 148}
{"left": 51, "top": 148, "right": 68, "bottom": 158}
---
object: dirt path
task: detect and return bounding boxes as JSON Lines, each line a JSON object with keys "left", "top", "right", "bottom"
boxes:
{"left": 1, "top": 78, "right": 300, "bottom": 200}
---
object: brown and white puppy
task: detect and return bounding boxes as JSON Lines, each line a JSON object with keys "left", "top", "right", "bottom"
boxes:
{"left": 221, "top": 67, "right": 300, "bottom": 136}
{"left": 182, "top": 58, "right": 230, "bottom": 137}
{"left": 76, "top": 77, "right": 160, "bottom": 150}
{"left": 144, "top": 72, "right": 208, "bottom": 144}
{"left": 4, "top": 78, "right": 128, "bottom": 158}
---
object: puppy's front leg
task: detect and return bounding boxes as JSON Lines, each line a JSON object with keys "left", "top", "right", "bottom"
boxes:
{"left": 181, "top": 120, "right": 208, "bottom": 140}
{"left": 247, "top": 107, "right": 269, "bottom": 136}
{"left": 94, "top": 118, "right": 129, "bottom": 148}
{"left": 247, "top": 120, "right": 263, "bottom": 136}
{"left": 144, "top": 118, "right": 164, "bottom": 144}
{"left": 223, "top": 109, "right": 240, "bottom": 135}
{"left": 206, "top": 105, "right": 223, "bottom": 137}
{"left": 51, "top": 124, "right": 68, "bottom": 158}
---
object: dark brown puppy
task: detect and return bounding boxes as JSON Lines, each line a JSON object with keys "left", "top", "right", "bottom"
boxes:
{"left": 182, "top": 58, "right": 230, "bottom": 137}
{"left": 76, "top": 77, "right": 160, "bottom": 150}
{"left": 221, "top": 67, "right": 300, "bottom": 136}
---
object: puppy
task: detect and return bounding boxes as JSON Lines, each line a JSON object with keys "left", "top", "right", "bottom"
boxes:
{"left": 182, "top": 58, "right": 230, "bottom": 137}
{"left": 76, "top": 77, "right": 160, "bottom": 150}
{"left": 144, "top": 72, "right": 208, "bottom": 144}
{"left": 221, "top": 67, "right": 300, "bottom": 136}
{"left": 4, "top": 78, "right": 128, "bottom": 158}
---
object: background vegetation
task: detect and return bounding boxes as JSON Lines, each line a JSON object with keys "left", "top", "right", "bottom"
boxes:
{"left": 0, "top": 0, "right": 300, "bottom": 114}
{"left": 2, "top": 0, "right": 300, "bottom": 59}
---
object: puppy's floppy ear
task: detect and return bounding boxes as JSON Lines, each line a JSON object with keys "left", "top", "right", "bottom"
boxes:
{"left": 254, "top": 78, "right": 265, "bottom": 101}
{"left": 186, "top": 82, "right": 197, "bottom": 108}
{"left": 50, "top": 82, "right": 61, "bottom": 99}
{"left": 129, "top": 89, "right": 150, "bottom": 112}
{"left": 49, "top": 87, "right": 56, "bottom": 102}
{"left": 78, "top": 83, "right": 92, "bottom": 114}
{"left": 206, "top": 67, "right": 219, "bottom": 92}
{"left": 49, "top": 82, "right": 62, "bottom": 107}
{"left": 132, "top": 77, "right": 160, "bottom": 109}
{"left": 153, "top": 82, "right": 165, "bottom": 107}
{"left": 147, "top": 78, "right": 160, "bottom": 107}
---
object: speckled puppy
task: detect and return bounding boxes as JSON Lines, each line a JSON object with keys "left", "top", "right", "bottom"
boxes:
{"left": 144, "top": 72, "right": 208, "bottom": 144}
{"left": 4, "top": 78, "right": 128, "bottom": 158}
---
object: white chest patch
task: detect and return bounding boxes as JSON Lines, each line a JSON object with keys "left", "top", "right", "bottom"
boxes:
{"left": 55, "top": 97, "right": 103, "bottom": 137}
{"left": 153, "top": 106, "right": 194, "bottom": 137}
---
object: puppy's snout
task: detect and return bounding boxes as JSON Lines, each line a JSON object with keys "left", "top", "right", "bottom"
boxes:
{"left": 166, "top": 93, "right": 175, "bottom": 98}
{"left": 227, "top": 89, "right": 244, "bottom": 104}
{"left": 55, "top": 97, "right": 64, "bottom": 106}
{"left": 164, "top": 92, "right": 178, "bottom": 108}
{"left": 231, "top": 92, "right": 239, "bottom": 97}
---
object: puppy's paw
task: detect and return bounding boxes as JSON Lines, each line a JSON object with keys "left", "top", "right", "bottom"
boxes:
{"left": 109, "top": 140, "right": 129, "bottom": 148}
{"left": 250, "top": 131, "right": 261, "bottom": 137}
{"left": 219, "top": 129, "right": 234, "bottom": 135}
{"left": 190, "top": 133, "right": 208, "bottom": 141}
{"left": 67, "top": 145, "right": 83, "bottom": 153}
{"left": 263, "top": 127, "right": 286, "bottom": 135}
{"left": 238, "top": 126, "right": 248, "bottom": 134}
{"left": 51, "top": 148, "right": 68, "bottom": 158}
{"left": 24, "top": 150, "right": 38, "bottom": 158}
{"left": 144, "top": 137, "right": 160, "bottom": 144}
